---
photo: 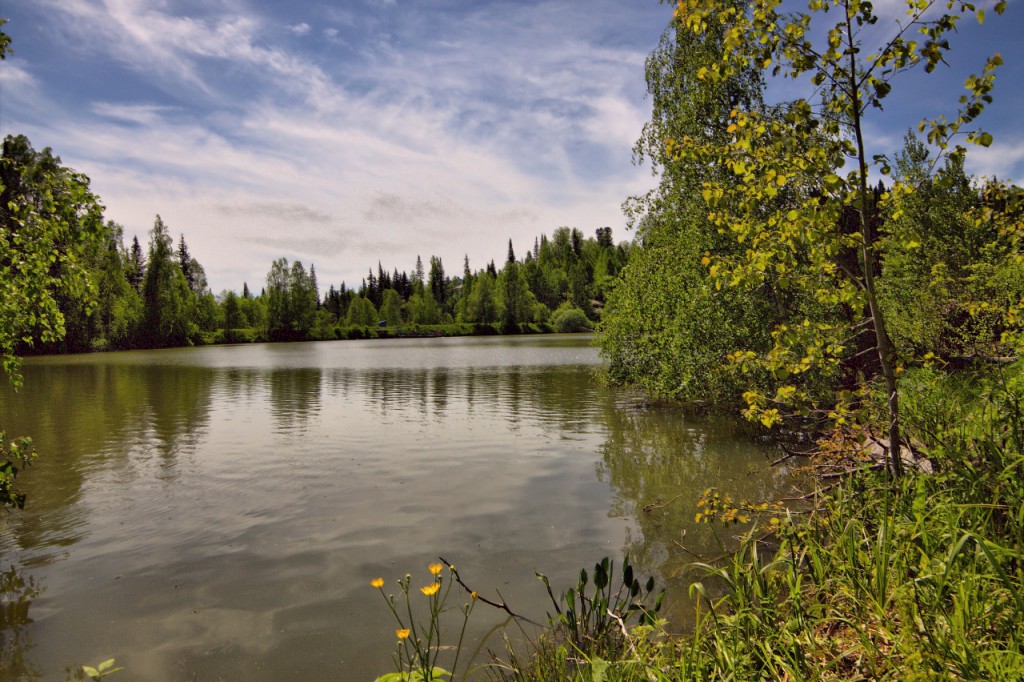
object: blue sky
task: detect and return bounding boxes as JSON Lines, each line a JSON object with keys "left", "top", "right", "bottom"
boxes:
{"left": 1, "top": 0, "right": 1022, "bottom": 293}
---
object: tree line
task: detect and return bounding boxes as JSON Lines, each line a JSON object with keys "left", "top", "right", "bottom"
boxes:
{"left": 2, "top": 134, "right": 631, "bottom": 356}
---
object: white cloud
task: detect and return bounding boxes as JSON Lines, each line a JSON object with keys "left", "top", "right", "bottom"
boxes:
{"left": 965, "top": 135, "right": 1024, "bottom": 180}
{"left": 91, "top": 102, "right": 177, "bottom": 125}
{"left": 0, "top": 59, "right": 37, "bottom": 89}
{"left": 7, "top": 0, "right": 666, "bottom": 290}
{"left": 287, "top": 22, "right": 310, "bottom": 37}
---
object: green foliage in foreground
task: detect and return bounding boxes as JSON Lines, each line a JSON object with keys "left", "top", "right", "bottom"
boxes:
{"left": 496, "top": 363, "right": 1024, "bottom": 680}
{"left": 0, "top": 433, "right": 35, "bottom": 511}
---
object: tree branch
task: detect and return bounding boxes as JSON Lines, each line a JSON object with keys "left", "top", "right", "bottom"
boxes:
{"left": 438, "top": 556, "right": 541, "bottom": 627}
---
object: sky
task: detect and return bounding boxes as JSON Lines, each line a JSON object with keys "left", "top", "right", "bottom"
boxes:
{"left": 1, "top": 0, "right": 1022, "bottom": 294}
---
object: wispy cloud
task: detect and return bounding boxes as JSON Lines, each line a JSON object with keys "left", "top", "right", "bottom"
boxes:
{"left": 0, "top": 59, "right": 37, "bottom": 89}
{"left": 91, "top": 102, "right": 178, "bottom": 125}
{"left": 212, "top": 202, "right": 335, "bottom": 224}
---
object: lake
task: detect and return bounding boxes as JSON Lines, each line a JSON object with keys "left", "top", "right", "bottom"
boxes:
{"left": 0, "top": 335, "right": 795, "bottom": 680}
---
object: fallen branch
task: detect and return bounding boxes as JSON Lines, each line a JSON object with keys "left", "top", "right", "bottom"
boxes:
{"left": 439, "top": 556, "right": 540, "bottom": 626}
{"left": 642, "top": 495, "right": 682, "bottom": 514}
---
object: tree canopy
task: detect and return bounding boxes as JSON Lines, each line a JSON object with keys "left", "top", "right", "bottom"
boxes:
{"left": 601, "top": 0, "right": 1022, "bottom": 477}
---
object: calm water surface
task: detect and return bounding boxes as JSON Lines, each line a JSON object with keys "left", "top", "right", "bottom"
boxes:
{"left": 0, "top": 335, "right": 795, "bottom": 680}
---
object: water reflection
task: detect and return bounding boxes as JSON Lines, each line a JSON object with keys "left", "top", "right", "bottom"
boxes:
{"left": 0, "top": 565, "right": 43, "bottom": 680}
{"left": 0, "top": 359, "right": 215, "bottom": 560}
{"left": 0, "top": 337, "right": 791, "bottom": 679}
{"left": 596, "top": 401, "right": 795, "bottom": 625}
{"left": 267, "top": 368, "right": 322, "bottom": 434}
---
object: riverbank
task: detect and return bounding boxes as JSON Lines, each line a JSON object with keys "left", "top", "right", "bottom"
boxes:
{"left": 208, "top": 321, "right": 560, "bottom": 344}
{"left": 55, "top": 320, "right": 595, "bottom": 355}
{"left": 486, "top": 361, "right": 1024, "bottom": 680}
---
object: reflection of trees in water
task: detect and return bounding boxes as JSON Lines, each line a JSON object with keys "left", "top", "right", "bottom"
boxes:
{"left": 324, "top": 367, "right": 460, "bottom": 422}
{"left": 139, "top": 364, "right": 214, "bottom": 468}
{"left": 266, "top": 368, "right": 322, "bottom": 434}
{"left": 0, "top": 565, "right": 43, "bottom": 680}
{"left": 595, "top": 403, "right": 792, "bottom": 619}
{"left": 0, "top": 360, "right": 214, "bottom": 554}
{"left": 322, "top": 365, "right": 601, "bottom": 429}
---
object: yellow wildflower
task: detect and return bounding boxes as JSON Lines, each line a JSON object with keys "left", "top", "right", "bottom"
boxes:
{"left": 470, "top": 591, "right": 478, "bottom": 600}
{"left": 420, "top": 583, "right": 440, "bottom": 596}
{"left": 396, "top": 628, "right": 410, "bottom": 640}
{"left": 371, "top": 578, "right": 384, "bottom": 589}
{"left": 428, "top": 563, "right": 443, "bottom": 576}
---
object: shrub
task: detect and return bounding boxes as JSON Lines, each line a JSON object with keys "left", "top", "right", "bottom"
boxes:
{"left": 551, "top": 304, "right": 593, "bottom": 333}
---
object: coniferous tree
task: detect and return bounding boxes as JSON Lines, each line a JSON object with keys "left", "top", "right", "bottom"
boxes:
{"left": 323, "top": 284, "right": 341, "bottom": 318}
{"left": 571, "top": 228, "right": 583, "bottom": 259}
{"left": 309, "top": 264, "right": 320, "bottom": 308}
{"left": 127, "top": 235, "right": 146, "bottom": 293}
{"left": 177, "top": 234, "right": 195, "bottom": 290}
{"left": 414, "top": 255, "right": 425, "bottom": 291}
{"left": 428, "top": 256, "right": 447, "bottom": 308}
{"left": 366, "top": 268, "right": 379, "bottom": 308}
